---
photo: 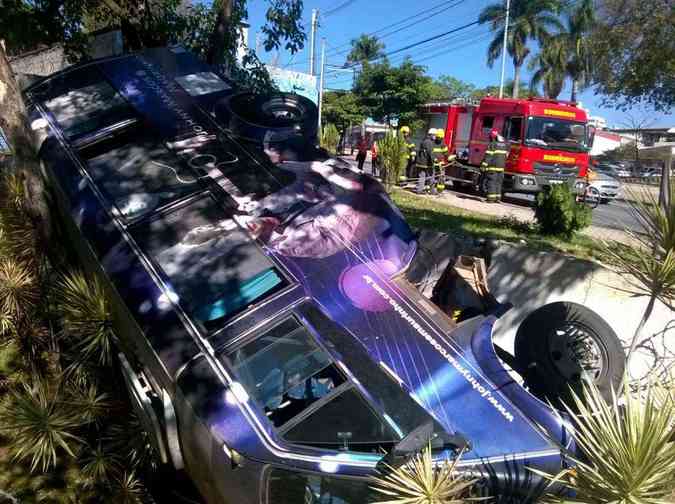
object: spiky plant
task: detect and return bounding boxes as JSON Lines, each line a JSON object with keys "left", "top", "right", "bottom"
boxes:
{"left": 0, "top": 380, "right": 85, "bottom": 472}
{"left": 601, "top": 185, "right": 675, "bottom": 356}
{"left": 54, "top": 271, "right": 115, "bottom": 367}
{"left": 0, "top": 257, "right": 39, "bottom": 331}
{"left": 370, "top": 444, "right": 478, "bottom": 503}
{"left": 79, "top": 443, "right": 122, "bottom": 488}
{"left": 540, "top": 377, "right": 675, "bottom": 502}
{"left": 105, "top": 471, "right": 146, "bottom": 504}
{"left": 0, "top": 173, "right": 40, "bottom": 265}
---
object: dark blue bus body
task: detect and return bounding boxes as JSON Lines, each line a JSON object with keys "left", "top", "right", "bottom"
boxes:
{"left": 24, "top": 48, "right": 571, "bottom": 503}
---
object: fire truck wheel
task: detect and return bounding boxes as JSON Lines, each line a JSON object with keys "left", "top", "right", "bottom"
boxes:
{"left": 514, "top": 302, "right": 625, "bottom": 407}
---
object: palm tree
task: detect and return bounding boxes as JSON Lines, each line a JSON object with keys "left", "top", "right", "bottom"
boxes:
{"left": 346, "top": 34, "right": 385, "bottom": 66}
{"left": 528, "top": 36, "right": 567, "bottom": 98}
{"left": 529, "top": 0, "right": 594, "bottom": 101}
{"left": 564, "top": 0, "right": 594, "bottom": 102}
{"left": 479, "top": 0, "right": 562, "bottom": 98}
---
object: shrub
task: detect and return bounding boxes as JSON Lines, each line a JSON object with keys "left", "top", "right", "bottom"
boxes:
{"left": 320, "top": 123, "right": 340, "bottom": 155}
{"left": 370, "top": 443, "right": 477, "bottom": 503}
{"left": 377, "top": 131, "right": 408, "bottom": 192}
{"left": 534, "top": 184, "right": 591, "bottom": 238}
{"left": 540, "top": 377, "right": 675, "bottom": 502}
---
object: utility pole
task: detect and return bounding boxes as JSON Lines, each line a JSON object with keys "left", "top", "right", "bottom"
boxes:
{"left": 498, "top": 0, "right": 511, "bottom": 99}
{"left": 309, "top": 9, "right": 319, "bottom": 75}
{"left": 317, "top": 38, "right": 327, "bottom": 139}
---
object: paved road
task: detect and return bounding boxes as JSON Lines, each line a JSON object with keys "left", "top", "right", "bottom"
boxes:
{"left": 503, "top": 193, "right": 642, "bottom": 234}
{"left": 339, "top": 155, "right": 643, "bottom": 234}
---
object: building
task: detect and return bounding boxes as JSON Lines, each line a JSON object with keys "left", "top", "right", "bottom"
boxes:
{"left": 608, "top": 127, "right": 675, "bottom": 148}
{"left": 590, "top": 130, "right": 622, "bottom": 156}
{"left": 588, "top": 116, "right": 608, "bottom": 130}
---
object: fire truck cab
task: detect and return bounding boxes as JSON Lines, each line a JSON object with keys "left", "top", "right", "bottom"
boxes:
{"left": 422, "top": 97, "right": 591, "bottom": 195}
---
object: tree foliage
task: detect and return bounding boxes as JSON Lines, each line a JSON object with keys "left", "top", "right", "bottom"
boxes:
{"left": 353, "top": 57, "right": 432, "bottom": 126}
{"left": 529, "top": 0, "right": 594, "bottom": 101}
{"left": 426, "top": 75, "right": 476, "bottom": 102}
{"left": 346, "top": 34, "right": 385, "bottom": 66}
{"left": 322, "top": 91, "right": 366, "bottom": 129}
{"left": 591, "top": 0, "right": 675, "bottom": 111}
{"left": 479, "top": 0, "right": 562, "bottom": 98}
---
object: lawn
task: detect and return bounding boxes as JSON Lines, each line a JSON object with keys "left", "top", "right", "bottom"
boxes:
{"left": 391, "top": 189, "right": 607, "bottom": 261}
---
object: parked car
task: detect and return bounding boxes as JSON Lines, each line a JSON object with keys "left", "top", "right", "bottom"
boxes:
{"left": 24, "top": 47, "right": 625, "bottom": 504}
{"left": 588, "top": 166, "right": 623, "bottom": 203}
{"left": 596, "top": 163, "right": 630, "bottom": 178}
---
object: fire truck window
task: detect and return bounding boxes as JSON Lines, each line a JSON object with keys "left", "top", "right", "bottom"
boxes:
{"left": 504, "top": 117, "right": 523, "bottom": 142}
{"left": 481, "top": 116, "right": 495, "bottom": 136}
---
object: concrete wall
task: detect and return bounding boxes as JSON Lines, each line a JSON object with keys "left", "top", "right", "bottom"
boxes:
{"left": 488, "top": 243, "right": 674, "bottom": 385}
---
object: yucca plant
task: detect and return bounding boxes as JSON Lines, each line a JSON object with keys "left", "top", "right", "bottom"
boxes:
{"left": 540, "top": 377, "right": 675, "bottom": 502}
{"left": 105, "top": 471, "right": 146, "bottom": 504}
{"left": 370, "top": 444, "right": 478, "bottom": 503}
{"left": 601, "top": 184, "right": 675, "bottom": 356}
{"left": 0, "top": 257, "right": 39, "bottom": 333}
{"left": 79, "top": 443, "right": 122, "bottom": 488}
{"left": 54, "top": 271, "right": 115, "bottom": 367}
{"left": 0, "top": 380, "right": 86, "bottom": 472}
{"left": 0, "top": 172, "right": 41, "bottom": 265}
{"left": 378, "top": 131, "right": 408, "bottom": 193}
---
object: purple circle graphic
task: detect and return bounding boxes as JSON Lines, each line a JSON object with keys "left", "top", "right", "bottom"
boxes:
{"left": 339, "top": 260, "right": 397, "bottom": 312}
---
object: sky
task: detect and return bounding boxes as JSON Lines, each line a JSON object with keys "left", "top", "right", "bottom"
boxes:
{"left": 241, "top": 0, "right": 674, "bottom": 128}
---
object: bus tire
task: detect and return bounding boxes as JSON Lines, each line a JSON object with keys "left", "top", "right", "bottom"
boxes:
{"left": 514, "top": 302, "right": 624, "bottom": 406}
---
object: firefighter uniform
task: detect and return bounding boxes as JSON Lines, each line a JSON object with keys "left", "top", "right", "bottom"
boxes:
{"left": 431, "top": 130, "right": 449, "bottom": 194}
{"left": 400, "top": 126, "right": 416, "bottom": 183}
{"left": 416, "top": 129, "right": 436, "bottom": 194}
{"left": 481, "top": 137, "right": 508, "bottom": 202}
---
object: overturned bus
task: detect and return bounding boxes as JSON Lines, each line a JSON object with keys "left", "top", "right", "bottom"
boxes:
{"left": 23, "top": 47, "right": 624, "bottom": 503}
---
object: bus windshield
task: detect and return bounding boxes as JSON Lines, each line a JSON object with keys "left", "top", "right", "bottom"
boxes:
{"left": 525, "top": 116, "right": 588, "bottom": 152}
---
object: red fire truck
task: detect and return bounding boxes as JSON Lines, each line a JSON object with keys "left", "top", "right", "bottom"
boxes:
{"left": 421, "top": 97, "right": 592, "bottom": 195}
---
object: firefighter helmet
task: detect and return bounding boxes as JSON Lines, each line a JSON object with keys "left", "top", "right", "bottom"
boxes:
{"left": 490, "top": 128, "right": 499, "bottom": 139}
{"left": 427, "top": 128, "right": 437, "bottom": 136}
{"left": 435, "top": 129, "right": 445, "bottom": 139}
{"left": 400, "top": 126, "right": 410, "bottom": 134}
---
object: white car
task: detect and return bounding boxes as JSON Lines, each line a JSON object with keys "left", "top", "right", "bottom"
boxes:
{"left": 588, "top": 167, "right": 622, "bottom": 203}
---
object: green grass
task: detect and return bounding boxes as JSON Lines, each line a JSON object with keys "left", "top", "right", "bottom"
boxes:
{"left": 391, "top": 189, "right": 606, "bottom": 260}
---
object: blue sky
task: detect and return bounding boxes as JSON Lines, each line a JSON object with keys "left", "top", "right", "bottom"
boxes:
{"left": 242, "top": 0, "right": 673, "bottom": 128}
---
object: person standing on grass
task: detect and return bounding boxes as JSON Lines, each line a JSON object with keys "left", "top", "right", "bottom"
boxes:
{"left": 356, "top": 133, "right": 369, "bottom": 172}
{"left": 481, "top": 128, "right": 508, "bottom": 203}
{"left": 416, "top": 128, "right": 436, "bottom": 194}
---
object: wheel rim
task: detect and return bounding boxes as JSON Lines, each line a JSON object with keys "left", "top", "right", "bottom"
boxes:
{"left": 547, "top": 321, "right": 607, "bottom": 383}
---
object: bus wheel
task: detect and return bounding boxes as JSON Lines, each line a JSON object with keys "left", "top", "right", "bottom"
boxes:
{"left": 514, "top": 302, "right": 624, "bottom": 406}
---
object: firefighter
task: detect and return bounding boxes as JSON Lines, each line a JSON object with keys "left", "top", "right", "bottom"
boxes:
{"left": 481, "top": 128, "right": 508, "bottom": 203}
{"left": 400, "top": 126, "right": 416, "bottom": 183}
{"left": 416, "top": 128, "right": 436, "bottom": 194}
{"left": 431, "top": 128, "right": 449, "bottom": 194}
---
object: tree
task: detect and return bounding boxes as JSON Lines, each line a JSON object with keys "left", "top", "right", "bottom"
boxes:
{"left": 528, "top": 0, "right": 594, "bottom": 101}
{"left": 426, "top": 75, "right": 476, "bottom": 101}
{"left": 346, "top": 34, "right": 385, "bottom": 66}
{"left": 321, "top": 91, "right": 366, "bottom": 129}
{"left": 528, "top": 40, "right": 566, "bottom": 98}
{"left": 352, "top": 57, "right": 432, "bottom": 126}
{"left": 591, "top": 0, "right": 675, "bottom": 111}
{"left": 478, "top": 0, "right": 562, "bottom": 98}
{"left": 471, "top": 80, "right": 531, "bottom": 100}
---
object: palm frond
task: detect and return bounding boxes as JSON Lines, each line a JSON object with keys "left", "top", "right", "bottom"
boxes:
{"left": 370, "top": 444, "right": 479, "bottom": 503}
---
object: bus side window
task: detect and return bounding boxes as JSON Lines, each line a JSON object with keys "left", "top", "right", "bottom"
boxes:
{"left": 503, "top": 117, "right": 524, "bottom": 143}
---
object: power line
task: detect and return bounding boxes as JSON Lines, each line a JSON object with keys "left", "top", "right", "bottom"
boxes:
{"left": 325, "top": 0, "right": 467, "bottom": 56}
{"left": 322, "top": 0, "right": 359, "bottom": 17}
